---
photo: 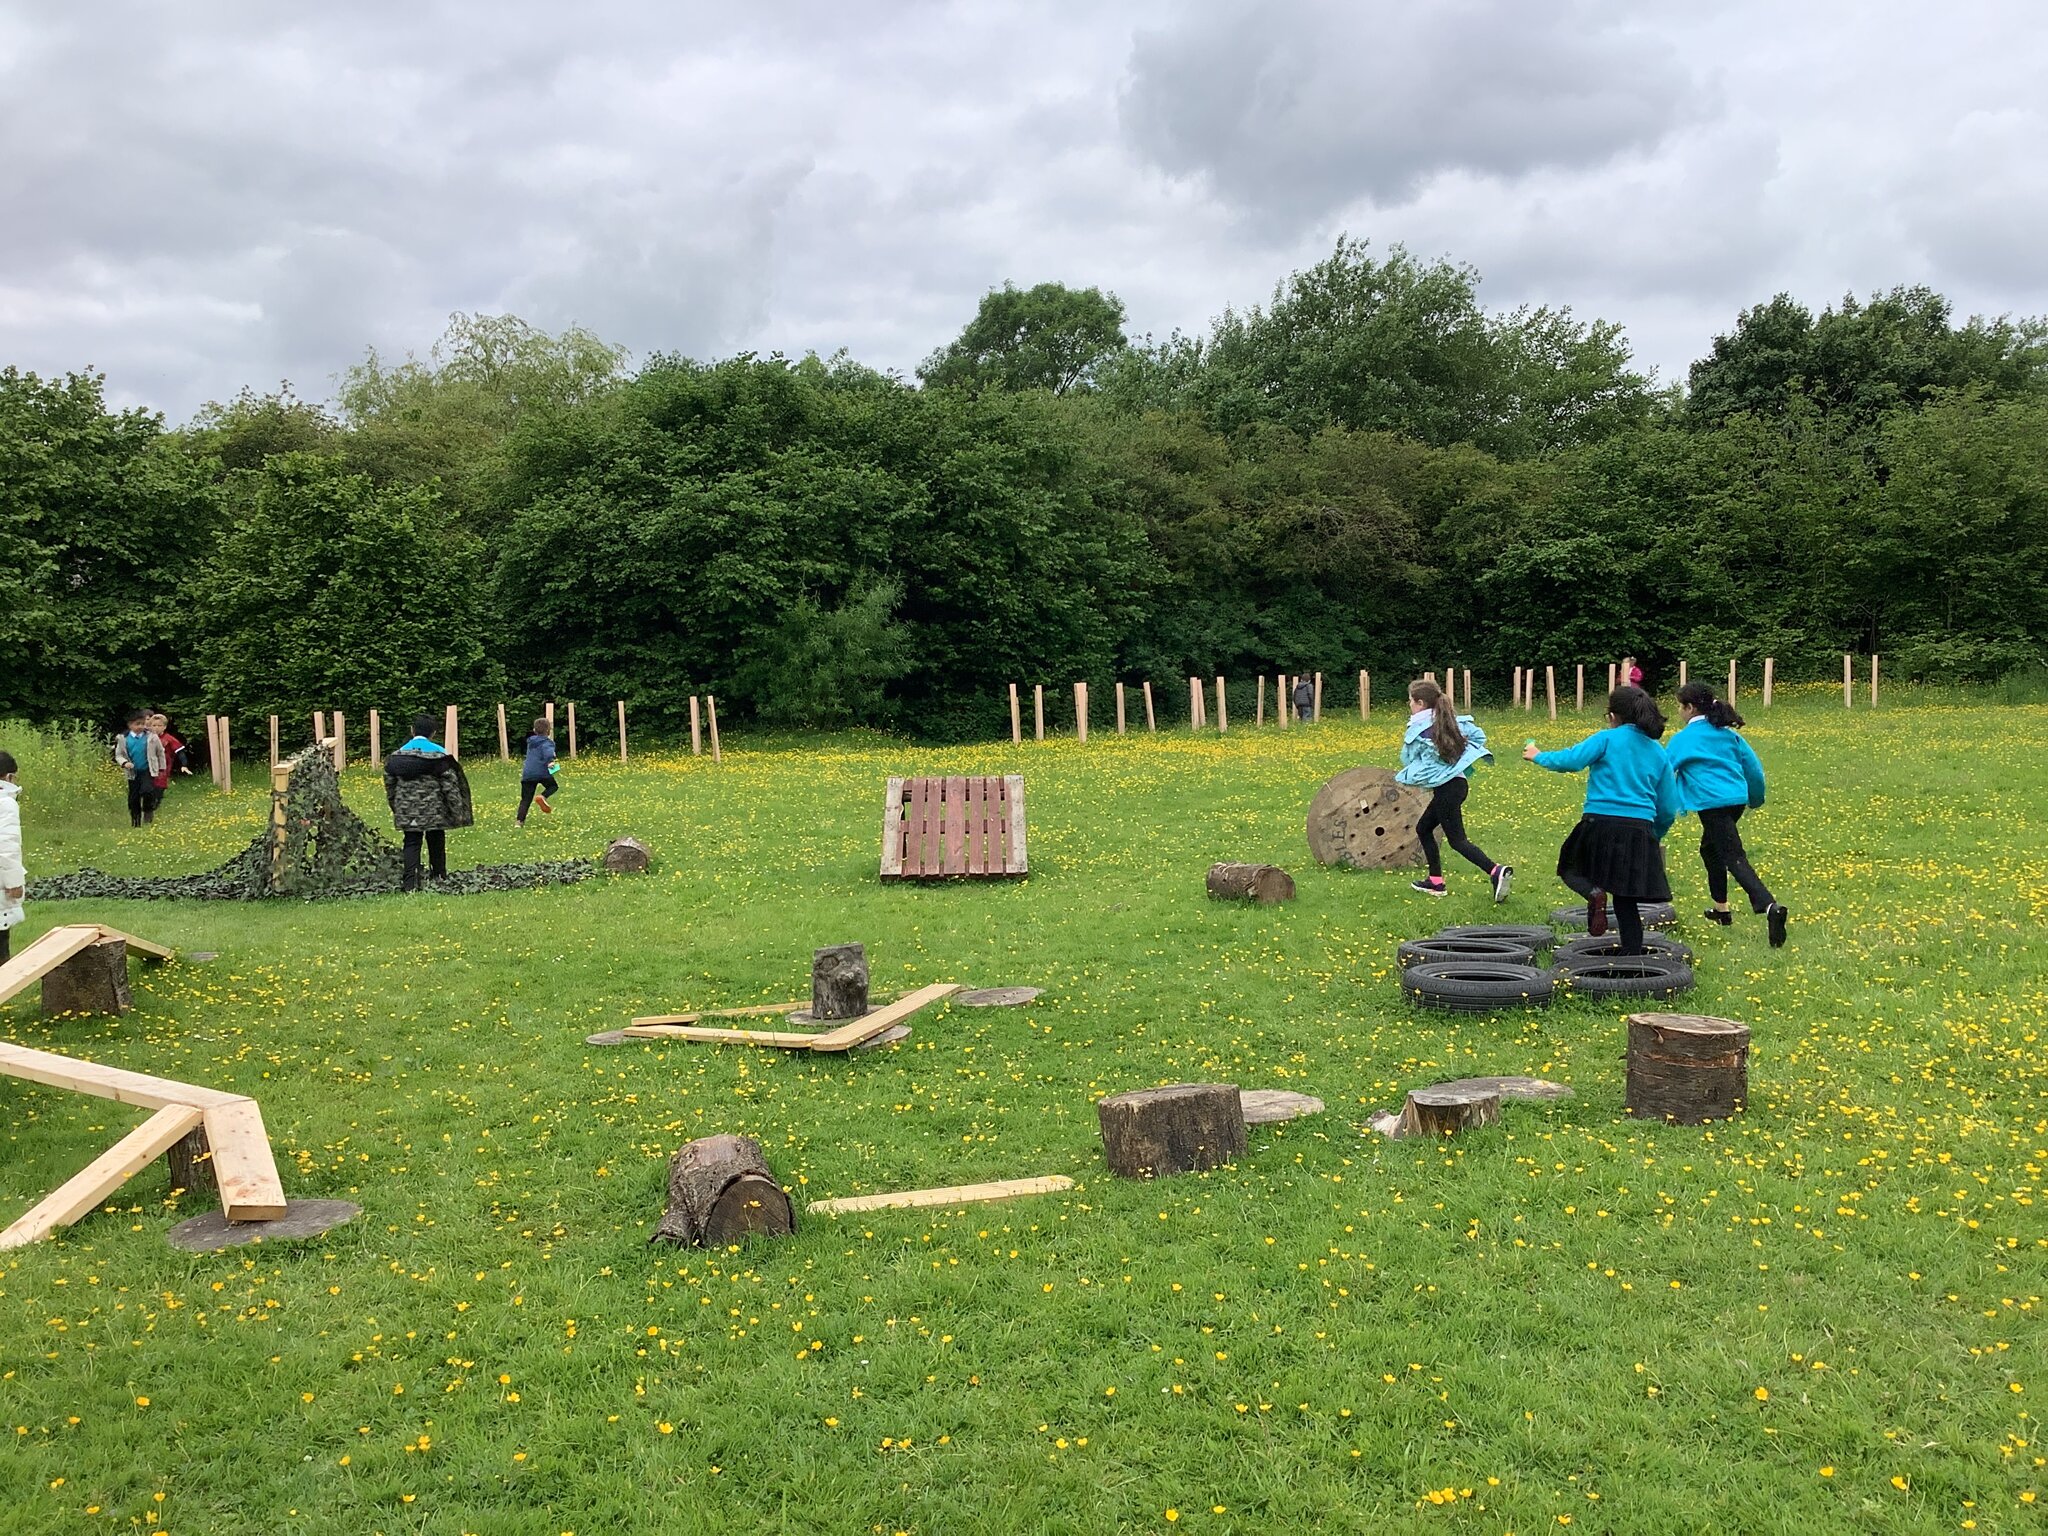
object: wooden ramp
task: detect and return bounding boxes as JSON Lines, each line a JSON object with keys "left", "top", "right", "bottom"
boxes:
{"left": 880, "top": 776, "right": 1027, "bottom": 880}
{"left": 0, "top": 923, "right": 175, "bottom": 1009}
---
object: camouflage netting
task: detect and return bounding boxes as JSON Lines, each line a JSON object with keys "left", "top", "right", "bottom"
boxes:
{"left": 32, "top": 748, "right": 598, "bottom": 903}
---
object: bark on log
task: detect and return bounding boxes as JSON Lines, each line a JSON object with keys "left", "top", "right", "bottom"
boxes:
{"left": 1625, "top": 1013, "right": 1750, "bottom": 1124}
{"left": 811, "top": 943, "right": 870, "bottom": 1021}
{"left": 602, "top": 836, "right": 651, "bottom": 874}
{"left": 41, "top": 939, "right": 132, "bottom": 1019}
{"left": 651, "top": 1134, "right": 796, "bottom": 1247}
{"left": 1394, "top": 1086, "right": 1501, "bottom": 1137}
{"left": 1098, "top": 1083, "right": 1246, "bottom": 1179}
{"left": 1205, "top": 862, "right": 1296, "bottom": 904}
{"left": 1304, "top": 766, "right": 1431, "bottom": 871}
{"left": 166, "top": 1126, "right": 218, "bottom": 1198}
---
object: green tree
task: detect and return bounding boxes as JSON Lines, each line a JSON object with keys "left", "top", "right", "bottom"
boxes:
{"left": 193, "top": 455, "right": 499, "bottom": 721}
{"left": 919, "top": 282, "right": 1128, "bottom": 395}
{"left": 182, "top": 385, "right": 339, "bottom": 470}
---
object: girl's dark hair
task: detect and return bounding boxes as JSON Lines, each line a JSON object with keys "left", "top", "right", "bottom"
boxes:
{"left": 1409, "top": 678, "right": 1466, "bottom": 762}
{"left": 1676, "top": 680, "right": 1744, "bottom": 729}
{"left": 532, "top": 716, "right": 550, "bottom": 736}
{"left": 1607, "top": 685, "right": 1666, "bottom": 739}
{"left": 412, "top": 712, "right": 439, "bottom": 739}
{"left": 0, "top": 749, "right": 16, "bottom": 777}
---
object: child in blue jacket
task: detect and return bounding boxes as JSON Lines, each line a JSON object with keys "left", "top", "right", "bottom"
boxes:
{"left": 1670, "top": 681, "right": 1786, "bottom": 947}
{"left": 516, "top": 717, "right": 562, "bottom": 826}
{"left": 1396, "top": 678, "right": 1511, "bottom": 901}
{"left": 1523, "top": 685, "right": 1680, "bottom": 955}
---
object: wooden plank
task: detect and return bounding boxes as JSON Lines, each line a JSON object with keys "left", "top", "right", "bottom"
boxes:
{"left": 199, "top": 1098, "right": 288, "bottom": 1221}
{"left": 0, "top": 1103, "right": 207, "bottom": 1250}
{"left": 943, "top": 776, "right": 967, "bottom": 875}
{"left": 622, "top": 1023, "right": 824, "bottom": 1048}
{"left": 807, "top": 1175, "right": 1073, "bottom": 1217}
{"left": 880, "top": 777, "right": 906, "bottom": 879}
{"left": 901, "top": 777, "right": 925, "bottom": 877}
{"left": 965, "top": 775, "right": 987, "bottom": 877}
{"left": 1004, "top": 775, "right": 1027, "bottom": 875}
{"left": 94, "top": 926, "right": 174, "bottom": 963}
{"left": 808, "top": 982, "right": 963, "bottom": 1053}
{"left": 0, "top": 1040, "right": 243, "bottom": 1111}
{"left": 993, "top": 775, "right": 1012, "bottom": 874}
{"left": 629, "top": 1001, "right": 811, "bottom": 1028}
{"left": 0, "top": 925, "right": 104, "bottom": 1007}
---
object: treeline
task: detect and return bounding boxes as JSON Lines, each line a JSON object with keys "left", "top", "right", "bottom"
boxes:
{"left": 4, "top": 241, "right": 2044, "bottom": 742}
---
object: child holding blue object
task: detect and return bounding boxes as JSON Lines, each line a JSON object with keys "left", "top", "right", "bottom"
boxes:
{"left": 1669, "top": 681, "right": 1786, "bottom": 947}
{"left": 1523, "top": 685, "right": 1680, "bottom": 955}
{"left": 1397, "top": 678, "right": 1512, "bottom": 902}
{"left": 516, "top": 717, "right": 562, "bottom": 826}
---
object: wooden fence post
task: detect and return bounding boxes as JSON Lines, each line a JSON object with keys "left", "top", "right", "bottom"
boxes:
{"left": 312, "top": 710, "right": 326, "bottom": 747}
{"left": 1575, "top": 664, "right": 1585, "bottom": 711}
{"left": 1727, "top": 658, "right": 1737, "bottom": 703}
{"left": 618, "top": 699, "right": 628, "bottom": 763}
{"left": 444, "top": 705, "right": 459, "bottom": 759}
{"left": 567, "top": 701, "right": 579, "bottom": 759}
{"left": 1607, "top": 663, "right": 1617, "bottom": 696}
{"left": 1258, "top": 675, "right": 1267, "bottom": 725}
{"left": 203, "top": 715, "right": 217, "bottom": 787}
{"left": 1462, "top": 669, "right": 1472, "bottom": 713}
{"left": 268, "top": 714, "right": 279, "bottom": 769}
{"left": 1844, "top": 653, "right": 1853, "bottom": 707}
{"left": 1870, "top": 653, "right": 1879, "bottom": 707}
{"left": 1009, "top": 684, "right": 1021, "bottom": 745}
{"left": 1763, "top": 657, "right": 1775, "bottom": 707}
{"left": 1142, "top": 680, "right": 1156, "bottom": 731}
{"left": 1278, "top": 674, "right": 1290, "bottom": 729}
{"left": 1546, "top": 665, "right": 1557, "bottom": 720}
{"left": 706, "top": 695, "right": 722, "bottom": 762}
{"left": 545, "top": 701, "right": 555, "bottom": 736}
{"left": 497, "top": 702, "right": 510, "bottom": 760}
{"left": 1115, "top": 681, "right": 1126, "bottom": 735}
{"left": 218, "top": 718, "right": 231, "bottom": 793}
{"left": 1075, "top": 682, "right": 1088, "bottom": 744}
{"left": 690, "top": 695, "right": 703, "bottom": 755}
{"left": 1678, "top": 659, "right": 1688, "bottom": 687}
{"left": 1215, "top": 676, "right": 1228, "bottom": 733}
{"left": 1034, "top": 685, "right": 1045, "bottom": 742}
{"left": 332, "top": 712, "right": 347, "bottom": 771}
{"left": 1313, "top": 671, "right": 1323, "bottom": 720}
{"left": 368, "top": 709, "right": 381, "bottom": 766}
{"left": 1362, "top": 670, "right": 1371, "bottom": 718}
{"left": 1188, "top": 676, "right": 1201, "bottom": 731}
{"left": 1511, "top": 666, "right": 1521, "bottom": 708}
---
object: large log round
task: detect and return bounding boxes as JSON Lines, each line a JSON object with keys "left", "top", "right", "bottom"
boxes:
{"left": 1305, "top": 766, "right": 1430, "bottom": 871}
{"left": 1206, "top": 862, "right": 1296, "bottom": 904}
{"left": 811, "top": 943, "right": 870, "bottom": 1021}
{"left": 1394, "top": 1086, "right": 1501, "bottom": 1138}
{"left": 1097, "top": 1083, "right": 1246, "bottom": 1179}
{"left": 603, "top": 837, "right": 652, "bottom": 874}
{"left": 42, "top": 939, "right": 133, "bottom": 1019}
{"left": 1625, "top": 1012, "right": 1750, "bottom": 1124}
{"left": 651, "top": 1134, "right": 796, "bottom": 1247}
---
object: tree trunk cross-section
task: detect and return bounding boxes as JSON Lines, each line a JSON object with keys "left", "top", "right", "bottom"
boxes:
{"left": 1097, "top": 1083, "right": 1246, "bottom": 1179}
{"left": 1205, "top": 863, "right": 1297, "bottom": 904}
{"left": 41, "top": 939, "right": 133, "bottom": 1019}
{"left": 1394, "top": 1086, "right": 1501, "bottom": 1137}
{"left": 1626, "top": 1013, "right": 1750, "bottom": 1124}
{"left": 651, "top": 1134, "right": 796, "bottom": 1247}
{"left": 811, "top": 944, "right": 871, "bottom": 1021}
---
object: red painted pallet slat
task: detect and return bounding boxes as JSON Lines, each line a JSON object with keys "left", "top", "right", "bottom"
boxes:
{"left": 879, "top": 775, "right": 1027, "bottom": 880}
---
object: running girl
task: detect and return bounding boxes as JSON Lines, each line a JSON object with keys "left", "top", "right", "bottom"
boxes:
{"left": 1668, "top": 680, "right": 1787, "bottom": 947}
{"left": 1523, "top": 685, "right": 1680, "bottom": 954}
{"left": 1397, "top": 678, "right": 1511, "bottom": 902}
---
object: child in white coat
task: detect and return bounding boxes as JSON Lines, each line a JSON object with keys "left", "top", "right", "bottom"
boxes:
{"left": 0, "top": 750, "right": 23, "bottom": 964}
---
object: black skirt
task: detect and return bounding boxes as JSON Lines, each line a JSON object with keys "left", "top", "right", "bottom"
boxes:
{"left": 1556, "top": 813, "right": 1672, "bottom": 903}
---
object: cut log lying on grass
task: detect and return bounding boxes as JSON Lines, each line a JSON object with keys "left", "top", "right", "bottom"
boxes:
{"left": 1393, "top": 1086, "right": 1501, "bottom": 1138}
{"left": 811, "top": 943, "right": 870, "bottom": 1020}
{"left": 807, "top": 1176, "right": 1073, "bottom": 1216}
{"left": 1098, "top": 1083, "right": 1246, "bottom": 1179}
{"left": 651, "top": 1134, "right": 795, "bottom": 1247}
{"left": 602, "top": 837, "right": 651, "bottom": 874}
{"left": 1205, "top": 862, "right": 1296, "bottom": 904}
{"left": 1626, "top": 1012, "right": 1750, "bottom": 1124}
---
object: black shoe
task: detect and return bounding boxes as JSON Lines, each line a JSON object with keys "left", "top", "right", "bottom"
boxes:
{"left": 1410, "top": 877, "right": 1448, "bottom": 897}
{"left": 1587, "top": 890, "right": 1608, "bottom": 938}
{"left": 1767, "top": 904, "right": 1788, "bottom": 948}
{"left": 1703, "top": 909, "right": 1733, "bottom": 926}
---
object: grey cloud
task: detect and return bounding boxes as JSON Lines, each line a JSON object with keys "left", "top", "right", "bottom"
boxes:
{"left": 1118, "top": 0, "right": 1708, "bottom": 225}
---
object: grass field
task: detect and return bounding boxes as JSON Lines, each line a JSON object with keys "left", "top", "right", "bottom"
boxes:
{"left": 1, "top": 692, "right": 2043, "bottom": 1535}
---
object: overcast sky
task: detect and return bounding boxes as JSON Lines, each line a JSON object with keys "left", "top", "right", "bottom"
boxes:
{"left": 3, "top": 0, "right": 2044, "bottom": 422}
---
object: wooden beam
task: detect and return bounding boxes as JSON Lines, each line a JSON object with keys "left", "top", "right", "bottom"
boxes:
{"left": 0, "top": 925, "right": 105, "bottom": 1006}
{"left": 622, "top": 1023, "right": 825, "bottom": 1048}
{"left": 199, "top": 1098, "right": 288, "bottom": 1221}
{"left": 629, "top": 1000, "right": 812, "bottom": 1029}
{"left": 809, "top": 982, "right": 962, "bottom": 1053}
{"left": 0, "top": 1039, "right": 244, "bottom": 1111}
{"left": 0, "top": 1104, "right": 205, "bottom": 1250}
{"left": 807, "top": 1175, "right": 1074, "bottom": 1217}
{"left": 1004, "top": 775, "right": 1027, "bottom": 875}
{"left": 93, "top": 926, "right": 174, "bottom": 963}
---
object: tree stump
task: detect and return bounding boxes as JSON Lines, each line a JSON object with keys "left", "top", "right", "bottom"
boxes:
{"left": 41, "top": 938, "right": 132, "bottom": 1019}
{"left": 1304, "top": 766, "right": 1430, "bottom": 871}
{"left": 1206, "top": 862, "right": 1296, "bottom": 904}
{"left": 165, "top": 1127, "right": 218, "bottom": 1198}
{"left": 1393, "top": 1086, "right": 1501, "bottom": 1137}
{"left": 650, "top": 1134, "right": 796, "bottom": 1247}
{"left": 811, "top": 943, "right": 870, "bottom": 1021}
{"left": 1097, "top": 1083, "right": 1245, "bottom": 1179}
{"left": 1626, "top": 1013, "right": 1750, "bottom": 1124}
{"left": 602, "top": 836, "right": 651, "bottom": 874}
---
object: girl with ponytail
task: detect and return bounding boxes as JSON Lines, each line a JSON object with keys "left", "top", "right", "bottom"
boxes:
{"left": 1395, "top": 678, "right": 1512, "bottom": 902}
{"left": 1669, "top": 680, "right": 1787, "bottom": 946}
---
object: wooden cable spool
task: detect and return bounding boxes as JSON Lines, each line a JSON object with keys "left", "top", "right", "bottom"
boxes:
{"left": 1305, "top": 766, "right": 1430, "bottom": 871}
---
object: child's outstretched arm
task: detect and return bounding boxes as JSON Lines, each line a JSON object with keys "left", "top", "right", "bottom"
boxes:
{"left": 1526, "top": 734, "right": 1607, "bottom": 773}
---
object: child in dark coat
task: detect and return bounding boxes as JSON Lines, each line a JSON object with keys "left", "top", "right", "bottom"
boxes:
{"left": 517, "top": 717, "right": 562, "bottom": 826}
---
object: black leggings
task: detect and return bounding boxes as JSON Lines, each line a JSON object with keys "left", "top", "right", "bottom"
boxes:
{"left": 517, "top": 774, "right": 561, "bottom": 822}
{"left": 127, "top": 777, "right": 162, "bottom": 824}
{"left": 1612, "top": 897, "right": 1645, "bottom": 954}
{"left": 1414, "top": 776, "right": 1495, "bottom": 879}
{"left": 1698, "top": 807, "right": 1775, "bottom": 911}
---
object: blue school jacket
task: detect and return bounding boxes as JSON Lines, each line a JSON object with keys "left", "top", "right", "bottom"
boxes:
{"left": 1665, "top": 716, "right": 1766, "bottom": 814}
{"left": 1395, "top": 712, "right": 1493, "bottom": 789}
{"left": 1532, "top": 725, "right": 1680, "bottom": 837}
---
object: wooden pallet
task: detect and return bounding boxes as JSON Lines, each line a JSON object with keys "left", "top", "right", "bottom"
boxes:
{"left": 880, "top": 775, "right": 1027, "bottom": 880}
